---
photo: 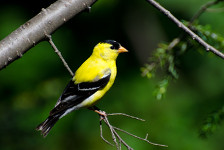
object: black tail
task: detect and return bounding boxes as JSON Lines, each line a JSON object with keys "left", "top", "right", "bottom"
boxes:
{"left": 36, "top": 115, "right": 60, "bottom": 137}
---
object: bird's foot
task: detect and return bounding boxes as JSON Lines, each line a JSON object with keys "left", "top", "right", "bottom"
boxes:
{"left": 88, "top": 106, "right": 107, "bottom": 118}
{"left": 94, "top": 109, "right": 107, "bottom": 117}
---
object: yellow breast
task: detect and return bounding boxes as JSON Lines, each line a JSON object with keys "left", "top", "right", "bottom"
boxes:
{"left": 73, "top": 55, "right": 117, "bottom": 107}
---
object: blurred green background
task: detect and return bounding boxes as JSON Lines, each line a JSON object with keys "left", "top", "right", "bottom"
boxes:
{"left": 1, "top": 0, "right": 224, "bottom": 150}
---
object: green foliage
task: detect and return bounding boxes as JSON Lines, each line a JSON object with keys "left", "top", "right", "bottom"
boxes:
{"left": 142, "top": 19, "right": 224, "bottom": 101}
{"left": 142, "top": 19, "right": 224, "bottom": 138}
{"left": 193, "top": 23, "right": 224, "bottom": 50}
{"left": 153, "top": 78, "right": 169, "bottom": 100}
{"left": 141, "top": 43, "right": 179, "bottom": 80}
{"left": 200, "top": 106, "right": 224, "bottom": 138}
{"left": 182, "top": 20, "right": 224, "bottom": 51}
{"left": 141, "top": 43, "right": 180, "bottom": 100}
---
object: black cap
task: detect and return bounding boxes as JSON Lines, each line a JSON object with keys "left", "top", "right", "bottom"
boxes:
{"left": 102, "top": 40, "right": 120, "bottom": 50}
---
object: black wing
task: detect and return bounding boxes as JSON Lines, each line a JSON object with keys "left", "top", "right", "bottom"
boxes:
{"left": 50, "top": 73, "right": 111, "bottom": 116}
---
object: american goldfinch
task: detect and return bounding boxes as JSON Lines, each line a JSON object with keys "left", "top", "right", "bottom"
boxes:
{"left": 36, "top": 40, "right": 128, "bottom": 137}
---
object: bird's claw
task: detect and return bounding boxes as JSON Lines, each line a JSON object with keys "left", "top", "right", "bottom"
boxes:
{"left": 94, "top": 110, "right": 107, "bottom": 117}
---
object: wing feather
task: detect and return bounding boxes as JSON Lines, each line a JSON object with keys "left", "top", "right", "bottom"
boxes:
{"left": 50, "top": 72, "right": 111, "bottom": 116}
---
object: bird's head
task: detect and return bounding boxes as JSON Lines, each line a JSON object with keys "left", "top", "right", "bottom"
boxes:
{"left": 93, "top": 40, "right": 128, "bottom": 61}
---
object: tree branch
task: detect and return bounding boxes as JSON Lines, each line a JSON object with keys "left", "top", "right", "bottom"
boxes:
{"left": 0, "top": 0, "right": 97, "bottom": 70}
{"left": 168, "top": 0, "right": 224, "bottom": 51}
{"left": 46, "top": 34, "right": 74, "bottom": 76}
{"left": 146, "top": 0, "right": 224, "bottom": 59}
{"left": 96, "top": 110, "right": 168, "bottom": 149}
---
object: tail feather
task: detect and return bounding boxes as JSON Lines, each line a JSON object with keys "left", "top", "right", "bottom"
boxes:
{"left": 36, "top": 115, "right": 60, "bottom": 137}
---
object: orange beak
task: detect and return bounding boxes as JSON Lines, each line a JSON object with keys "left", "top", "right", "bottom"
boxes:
{"left": 118, "top": 46, "right": 128, "bottom": 53}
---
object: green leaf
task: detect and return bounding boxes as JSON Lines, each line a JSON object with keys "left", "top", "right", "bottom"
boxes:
{"left": 154, "top": 78, "right": 169, "bottom": 100}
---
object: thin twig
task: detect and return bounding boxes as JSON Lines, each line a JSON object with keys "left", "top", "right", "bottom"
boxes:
{"left": 107, "top": 113, "right": 146, "bottom": 122}
{"left": 46, "top": 34, "right": 74, "bottom": 76}
{"left": 145, "top": 133, "right": 149, "bottom": 140}
{"left": 168, "top": 0, "right": 224, "bottom": 51}
{"left": 146, "top": 0, "right": 224, "bottom": 59}
{"left": 111, "top": 127, "right": 134, "bottom": 150}
{"left": 103, "top": 116, "right": 120, "bottom": 149}
{"left": 167, "top": 37, "right": 181, "bottom": 50}
{"left": 99, "top": 119, "right": 114, "bottom": 146}
{"left": 207, "top": 7, "right": 224, "bottom": 12}
{"left": 119, "top": 139, "right": 122, "bottom": 150}
{"left": 113, "top": 126, "right": 168, "bottom": 147}
{"left": 190, "top": 0, "right": 224, "bottom": 25}
{"left": 92, "top": 108, "right": 167, "bottom": 149}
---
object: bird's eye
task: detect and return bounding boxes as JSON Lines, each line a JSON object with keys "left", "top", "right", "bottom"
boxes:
{"left": 110, "top": 45, "right": 115, "bottom": 49}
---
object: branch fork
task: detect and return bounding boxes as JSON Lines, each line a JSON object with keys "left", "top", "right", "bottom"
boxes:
{"left": 146, "top": 0, "right": 224, "bottom": 59}
{"left": 97, "top": 110, "right": 168, "bottom": 149}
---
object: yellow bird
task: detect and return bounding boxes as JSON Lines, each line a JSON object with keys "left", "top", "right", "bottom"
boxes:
{"left": 36, "top": 40, "right": 128, "bottom": 137}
